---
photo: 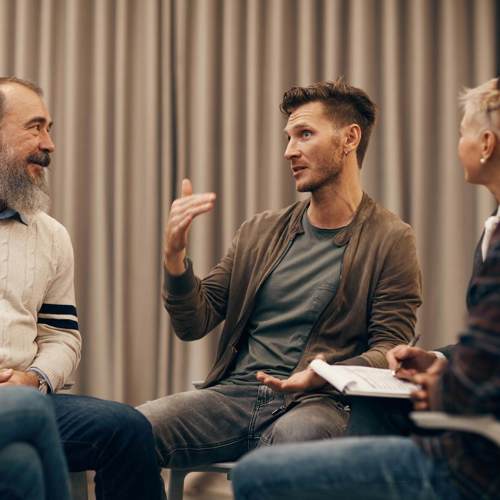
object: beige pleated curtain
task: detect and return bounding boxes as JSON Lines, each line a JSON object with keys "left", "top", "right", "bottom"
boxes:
{"left": 0, "top": 0, "right": 497, "bottom": 406}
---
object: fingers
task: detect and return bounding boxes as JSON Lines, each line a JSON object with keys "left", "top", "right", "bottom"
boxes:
{"left": 393, "top": 367, "right": 417, "bottom": 381}
{"left": 256, "top": 371, "right": 285, "bottom": 392}
{"left": 181, "top": 178, "right": 193, "bottom": 197}
{"left": 386, "top": 345, "right": 418, "bottom": 369}
{"left": 0, "top": 368, "right": 13, "bottom": 383}
{"left": 165, "top": 182, "right": 216, "bottom": 260}
{"left": 411, "top": 389, "right": 430, "bottom": 411}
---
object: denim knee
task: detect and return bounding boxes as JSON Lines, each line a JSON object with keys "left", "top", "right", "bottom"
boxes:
{"left": 94, "top": 400, "right": 154, "bottom": 446}
{"left": 268, "top": 415, "right": 336, "bottom": 443}
{"left": 1, "top": 386, "right": 54, "bottom": 419}
{"left": 0, "top": 442, "right": 44, "bottom": 499}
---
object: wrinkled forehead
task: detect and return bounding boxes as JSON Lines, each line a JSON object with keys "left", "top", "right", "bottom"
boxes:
{"left": 284, "top": 101, "right": 331, "bottom": 133}
{"left": 1, "top": 83, "right": 51, "bottom": 125}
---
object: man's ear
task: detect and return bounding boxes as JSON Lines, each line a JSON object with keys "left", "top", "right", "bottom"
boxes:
{"left": 481, "top": 129, "right": 498, "bottom": 161}
{"left": 343, "top": 123, "right": 361, "bottom": 155}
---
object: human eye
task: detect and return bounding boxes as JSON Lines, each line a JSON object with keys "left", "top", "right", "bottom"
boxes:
{"left": 301, "top": 130, "right": 312, "bottom": 139}
{"left": 28, "top": 123, "right": 42, "bottom": 133}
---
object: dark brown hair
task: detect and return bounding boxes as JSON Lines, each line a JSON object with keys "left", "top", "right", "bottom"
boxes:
{"left": 280, "top": 78, "right": 376, "bottom": 166}
{"left": 0, "top": 76, "right": 43, "bottom": 125}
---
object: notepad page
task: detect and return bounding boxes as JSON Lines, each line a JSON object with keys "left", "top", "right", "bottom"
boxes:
{"left": 344, "top": 366, "right": 419, "bottom": 394}
{"left": 310, "top": 359, "right": 419, "bottom": 396}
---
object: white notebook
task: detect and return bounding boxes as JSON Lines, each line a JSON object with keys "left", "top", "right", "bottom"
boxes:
{"left": 310, "top": 359, "right": 419, "bottom": 399}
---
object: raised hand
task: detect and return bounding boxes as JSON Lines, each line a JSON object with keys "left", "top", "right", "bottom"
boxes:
{"left": 164, "top": 178, "right": 216, "bottom": 275}
{"left": 387, "top": 345, "right": 439, "bottom": 380}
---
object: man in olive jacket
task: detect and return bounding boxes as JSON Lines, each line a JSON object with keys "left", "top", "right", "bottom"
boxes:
{"left": 138, "top": 79, "right": 422, "bottom": 469}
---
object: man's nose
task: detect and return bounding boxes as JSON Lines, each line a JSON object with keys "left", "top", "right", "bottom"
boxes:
{"left": 284, "top": 139, "right": 300, "bottom": 160}
{"left": 40, "top": 130, "right": 55, "bottom": 153}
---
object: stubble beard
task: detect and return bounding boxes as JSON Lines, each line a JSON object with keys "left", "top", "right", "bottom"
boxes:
{"left": 296, "top": 148, "right": 345, "bottom": 194}
{"left": 0, "top": 143, "right": 50, "bottom": 215}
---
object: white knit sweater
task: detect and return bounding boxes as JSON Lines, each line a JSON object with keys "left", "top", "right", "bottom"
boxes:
{"left": 0, "top": 211, "right": 81, "bottom": 391}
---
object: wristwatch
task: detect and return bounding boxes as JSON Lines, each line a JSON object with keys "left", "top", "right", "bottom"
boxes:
{"left": 29, "top": 370, "right": 49, "bottom": 394}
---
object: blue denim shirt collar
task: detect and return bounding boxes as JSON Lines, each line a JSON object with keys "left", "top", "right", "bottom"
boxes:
{"left": 0, "top": 208, "right": 29, "bottom": 225}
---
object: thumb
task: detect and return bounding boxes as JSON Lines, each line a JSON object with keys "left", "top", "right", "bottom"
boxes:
{"left": 0, "top": 368, "right": 13, "bottom": 382}
{"left": 181, "top": 178, "right": 193, "bottom": 198}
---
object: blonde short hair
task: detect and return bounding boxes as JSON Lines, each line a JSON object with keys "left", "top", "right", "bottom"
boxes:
{"left": 459, "top": 77, "right": 500, "bottom": 131}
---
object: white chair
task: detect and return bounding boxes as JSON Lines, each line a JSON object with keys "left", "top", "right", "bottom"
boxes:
{"left": 167, "top": 462, "right": 235, "bottom": 500}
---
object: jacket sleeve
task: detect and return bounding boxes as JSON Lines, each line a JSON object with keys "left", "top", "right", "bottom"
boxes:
{"left": 435, "top": 226, "right": 500, "bottom": 415}
{"left": 163, "top": 231, "right": 237, "bottom": 341}
{"left": 30, "top": 225, "right": 81, "bottom": 392}
{"left": 339, "top": 226, "right": 422, "bottom": 367}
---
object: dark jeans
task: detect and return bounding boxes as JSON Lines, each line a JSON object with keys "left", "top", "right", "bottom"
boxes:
{"left": 137, "top": 383, "right": 349, "bottom": 468}
{"left": 0, "top": 386, "right": 70, "bottom": 500}
{"left": 50, "top": 393, "right": 164, "bottom": 500}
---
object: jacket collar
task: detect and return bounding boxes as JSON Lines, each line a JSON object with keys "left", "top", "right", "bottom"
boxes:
{"left": 287, "top": 192, "right": 374, "bottom": 246}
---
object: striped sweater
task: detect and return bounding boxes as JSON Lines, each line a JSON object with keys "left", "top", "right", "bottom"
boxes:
{"left": 0, "top": 210, "right": 81, "bottom": 391}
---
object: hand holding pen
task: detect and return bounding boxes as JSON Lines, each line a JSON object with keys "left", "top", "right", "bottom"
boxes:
{"left": 391, "top": 334, "right": 421, "bottom": 375}
{"left": 386, "top": 335, "right": 442, "bottom": 380}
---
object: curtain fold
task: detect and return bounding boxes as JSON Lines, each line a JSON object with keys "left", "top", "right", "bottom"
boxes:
{"left": 0, "top": 0, "right": 497, "bottom": 405}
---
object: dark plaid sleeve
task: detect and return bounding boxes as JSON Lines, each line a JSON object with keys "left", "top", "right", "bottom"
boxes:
{"left": 440, "top": 224, "right": 500, "bottom": 416}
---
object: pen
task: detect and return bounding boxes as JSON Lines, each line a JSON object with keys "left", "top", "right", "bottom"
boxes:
{"left": 392, "top": 334, "right": 421, "bottom": 375}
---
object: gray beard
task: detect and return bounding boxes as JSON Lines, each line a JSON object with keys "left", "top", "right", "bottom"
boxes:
{"left": 0, "top": 145, "right": 50, "bottom": 215}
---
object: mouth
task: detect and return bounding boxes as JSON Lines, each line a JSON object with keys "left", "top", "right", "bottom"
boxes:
{"left": 291, "top": 165, "right": 307, "bottom": 178}
{"left": 26, "top": 152, "right": 51, "bottom": 168}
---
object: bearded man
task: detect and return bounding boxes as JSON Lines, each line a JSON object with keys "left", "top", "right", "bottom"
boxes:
{"left": 0, "top": 76, "right": 163, "bottom": 500}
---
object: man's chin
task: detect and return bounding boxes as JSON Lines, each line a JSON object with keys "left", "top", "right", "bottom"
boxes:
{"left": 27, "top": 164, "right": 45, "bottom": 179}
{"left": 295, "top": 180, "right": 315, "bottom": 193}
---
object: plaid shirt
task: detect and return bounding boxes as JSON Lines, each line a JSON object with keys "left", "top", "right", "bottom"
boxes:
{"left": 418, "top": 224, "right": 500, "bottom": 499}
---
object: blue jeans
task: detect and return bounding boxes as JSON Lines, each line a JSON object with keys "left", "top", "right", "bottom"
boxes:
{"left": 232, "top": 436, "right": 462, "bottom": 500}
{"left": 50, "top": 393, "right": 163, "bottom": 500}
{"left": 0, "top": 387, "right": 70, "bottom": 500}
{"left": 138, "top": 383, "right": 349, "bottom": 468}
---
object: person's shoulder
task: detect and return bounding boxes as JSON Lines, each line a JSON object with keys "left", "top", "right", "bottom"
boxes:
{"left": 32, "top": 211, "right": 72, "bottom": 243}
{"left": 365, "top": 197, "right": 413, "bottom": 236}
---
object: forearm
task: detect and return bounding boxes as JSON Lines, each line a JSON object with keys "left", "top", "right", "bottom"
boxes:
{"left": 337, "top": 343, "right": 404, "bottom": 368}
{"left": 31, "top": 329, "right": 81, "bottom": 391}
{"left": 163, "top": 258, "right": 229, "bottom": 340}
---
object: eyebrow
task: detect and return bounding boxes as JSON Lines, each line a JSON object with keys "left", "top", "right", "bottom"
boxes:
{"left": 283, "top": 122, "right": 311, "bottom": 135}
{"left": 25, "top": 116, "right": 53, "bottom": 129}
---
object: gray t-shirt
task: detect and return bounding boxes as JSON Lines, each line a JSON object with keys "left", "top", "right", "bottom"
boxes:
{"left": 223, "top": 212, "right": 347, "bottom": 385}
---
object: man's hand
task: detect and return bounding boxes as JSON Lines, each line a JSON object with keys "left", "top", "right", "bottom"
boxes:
{"left": 387, "top": 345, "right": 438, "bottom": 380}
{"left": 410, "top": 358, "right": 448, "bottom": 411}
{"left": 256, "top": 356, "right": 327, "bottom": 393}
{"left": 164, "top": 178, "right": 216, "bottom": 275}
{"left": 0, "top": 369, "right": 38, "bottom": 388}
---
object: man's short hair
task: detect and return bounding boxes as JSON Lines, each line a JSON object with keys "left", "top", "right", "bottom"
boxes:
{"left": 280, "top": 78, "right": 377, "bottom": 166}
{"left": 459, "top": 77, "right": 500, "bottom": 131}
{"left": 0, "top": 76, "right": 43, "bottom": 125}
